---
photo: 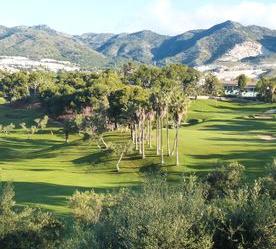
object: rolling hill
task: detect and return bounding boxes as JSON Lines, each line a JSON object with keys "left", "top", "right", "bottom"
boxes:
{"left": 0, "top": 25, "right": 107, "bottom": 68}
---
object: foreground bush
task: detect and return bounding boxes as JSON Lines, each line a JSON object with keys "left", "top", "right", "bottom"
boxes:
{"left": 210, "top": 181, "right": 276, "bottom": 249}
{"left": 98, "top": 177, "right": 213, "bottom": 249}
{"left": 204, "top": 161, "right": 245, "bottom": 199}
{"left": 0, "top": 183, "right": 63, "bottom": 249}
{"left": 260, "top": 159, "right": 276, "bottom": 199}
{"left": 65, "top": 162, "right": 276, "bottom": 249}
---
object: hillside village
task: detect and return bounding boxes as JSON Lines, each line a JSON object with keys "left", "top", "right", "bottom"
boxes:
{"left": 0, "top": 56, "right": 79, "bottom": 72}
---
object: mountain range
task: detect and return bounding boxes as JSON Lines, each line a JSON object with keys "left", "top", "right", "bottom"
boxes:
{"left": 0, "top": 21, "right": 276, "bottom": 68}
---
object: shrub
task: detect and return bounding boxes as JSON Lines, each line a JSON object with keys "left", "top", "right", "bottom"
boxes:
{"left": 0, "top": 183, "right": 63, "bottom": 249}
{"left": 210, "top": 181, "right": 276, "bottom": 249}
{"left": 96, "top": 177, "right": 213, "bottom": 249}
{"left": 69, "top": 190, "right": 104, "bottom": 224}
{"left": 260, "top": 159, "right": 276, "bottom": 199}
{"left": 205, "top": 162, "right": 245, "bottom": 199}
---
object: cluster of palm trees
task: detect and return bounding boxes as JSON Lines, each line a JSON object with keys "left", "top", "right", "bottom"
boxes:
{"left": 129, "top": 84, "right": 190, "bottom": 166}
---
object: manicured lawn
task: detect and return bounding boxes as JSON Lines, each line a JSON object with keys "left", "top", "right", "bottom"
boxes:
{"left": 0, "top": 99, "right": 275, "bottom": 214}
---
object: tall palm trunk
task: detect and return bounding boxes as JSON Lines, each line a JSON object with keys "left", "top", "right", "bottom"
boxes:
{"left": 142, "top": 120, "right": 145, "bottom": 159}
{"left": 160, "top": 117, "right": 164, "bottom": 165}
{"left": 176, "top": 123, "right": 179, "bottom": 166}
{"left": 149, "top": 119, "right": 152, "bottom": 148}
{"left": 131, "top": 125, "right": 134, "bottom": 143}
{"left": 156, "top": 117, "right": 160, "bottom": 155}
{"left": 138, "top": 122, "right": 142, "bottom": 154}
{"left": 166, "top": 113, "right": 170, "bottom": 156}
{"left": 147, "top": 119, "right": 150, "bottom": 145}
{"left": 135, "top": 124, "right": 138, "bottom": 150}
{"left": 171, "top": 131, "right": 177, "bottom": 156}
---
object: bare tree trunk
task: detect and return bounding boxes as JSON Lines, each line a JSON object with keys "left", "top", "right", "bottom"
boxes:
{"left": 161, "top": 118, "right": 164, "bottom": 165}
{"left": 147, "top": 119, "right": 150, "bottom": 145}
{"left": 139, "top": 122, "right": 142, "bottom": 154}
{"left": 65, "top": 133, "right": 69, "bottom": 143}
{"left": 176, "top": 123, "right": 179, "bottom": 166}
{"left": 166, "top": 113, "right": 170, "bottom": 156}
{"left": 116, "top": 150, "right": 125, "bottom": 172}
{"left": 149, "top": 120, "right": 152, "bottom": 148}
{"left": 131, "top": 125, "right": 134, "bottom": 143}
{"left": 142, "top": 120, "right": 145, "bottom": 159}
{"left": 100, "top": 136, "right": 108, "bottom": 149}
{"left": 171, "top": 132, "right": 177, "bottom": 156}
{"left": 135, "top": 124, "right": 138, "bottom": 150}
{"left": 156, "top": 117, "right": 159, "bottom": 155}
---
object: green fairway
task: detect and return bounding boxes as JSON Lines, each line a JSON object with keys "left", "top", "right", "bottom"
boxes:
{"left": 0, "top": 99, "right": 275, "bottom": 214}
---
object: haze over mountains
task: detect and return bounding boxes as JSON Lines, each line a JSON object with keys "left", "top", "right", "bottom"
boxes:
{"left": 0, "top": 20, "right": 276, "bottom": 69}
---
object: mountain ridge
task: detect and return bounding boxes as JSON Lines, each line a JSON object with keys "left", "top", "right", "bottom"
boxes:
{"left": 0, "top": 21, "right": 276, "bottom": 68}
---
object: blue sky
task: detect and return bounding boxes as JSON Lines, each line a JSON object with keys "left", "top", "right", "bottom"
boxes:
{"left": 2, "top": 0, "right": 276, "bottom": 35}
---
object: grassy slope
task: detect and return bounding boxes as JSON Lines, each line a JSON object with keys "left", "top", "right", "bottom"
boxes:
{"left": 0, "top": 99, "right": 275, "bottom": 214}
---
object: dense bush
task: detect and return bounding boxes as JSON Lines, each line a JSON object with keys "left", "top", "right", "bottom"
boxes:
{"left": 210, "top": 181, "right": 276, "bottom": 249}
{"left": 0, "top": 183, "right": 64, "bottom": 249}
{"left": 260, "top": 159, "right": 276, "bottom": 199}
{"left": 204, "top": 161, "right": 245, "bottom": 199}
{"left": 97, "top": 177, "right": 213, "bottom": 249}
{"left": 64, "top": 162, "right": 275, "bottom": 249}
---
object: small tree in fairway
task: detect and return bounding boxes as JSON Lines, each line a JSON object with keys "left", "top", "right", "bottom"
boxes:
{"left": 237, "top": 74, "right": 249, "bottom": 93}
{"left": 63, "top": 119, "right": 77, "bottom": 143}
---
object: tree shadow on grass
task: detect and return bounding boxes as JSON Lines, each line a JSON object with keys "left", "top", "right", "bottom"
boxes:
{"left": 206, "top": 136, "right": 276, "bottom": 145}
{"left": 212, "top": 103, "right": 276, "bottom": 114}
{"left": 0, "top": 136, "right": 77, "bottom": 162}
{"left": 187, "top": 148, "right": 275, "bottom": 177}
{"left": 72, "top": 150, "right": 114, "bottom": 166}
{"left": 200, "top": 119, "right": 276, "bottom": 133}
{"left": 4, "top": 181, "right": 132, "bottom": 215}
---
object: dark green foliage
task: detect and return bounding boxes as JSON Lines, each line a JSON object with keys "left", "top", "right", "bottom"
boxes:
{"left": 63, "top": 161, "right": 276, "bottom": 249}
{"left": 67, "top": 177, "right": 213, "bottom": 249}
{"left": 237, "top": 74, "right": 249, "bottom": 92}
{"left": 256, "top": 77, "right": 276, "bottom": 103}
{"left": 204, "top": 74, "right": 223, "bottom": 97}
{"left": 260, "top": 160, "right": 276, "bottom": 199}
{"left": 205, "top": 162, "right": 245, "bottom": 199}
{"left": 0, "top": 183, "right": 64, "bottom": 249}
{"left": 210, "top": 181, "right": 276, "bottom": 249}
{"left": 0, "top": 71, "right": 30, "bottom": 102}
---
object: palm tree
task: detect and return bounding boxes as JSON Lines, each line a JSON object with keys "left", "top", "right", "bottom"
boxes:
{"left": 146, "top": 109, "right": 155, "bottom": 148}
{"left": 170, "top": 93, "right": 189, "bottom": 166}
{"left": 151, "top": 92, "right": 167, "bottom": 164}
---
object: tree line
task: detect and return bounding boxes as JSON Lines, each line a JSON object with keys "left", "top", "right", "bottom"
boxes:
{"left": 0, "top": 64, "right": 223, "bottom": 168}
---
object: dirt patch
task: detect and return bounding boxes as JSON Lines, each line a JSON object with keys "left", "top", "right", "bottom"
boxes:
{"left": 251, "top": 115, "right": 273, "bottom": 120}
{"left": 265, "top": 109, "right": 276, "bottom": 114}
{"left": 258, "top": 135, "right": 276, "bottom": 141}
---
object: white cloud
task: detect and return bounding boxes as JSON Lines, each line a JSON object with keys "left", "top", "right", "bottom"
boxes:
{"left": 120, "top": 0, "right": 276, "bottom": 35}
{"left": 1, "top": 18, "right": 21, "bottom": 28}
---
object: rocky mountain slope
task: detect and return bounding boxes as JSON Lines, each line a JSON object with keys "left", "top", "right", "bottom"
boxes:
{"left": 78, "top": 21, "right": 276, "bottom": 67}
{"left": 0, "top": 21, "right": 276, "bottom": 69}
